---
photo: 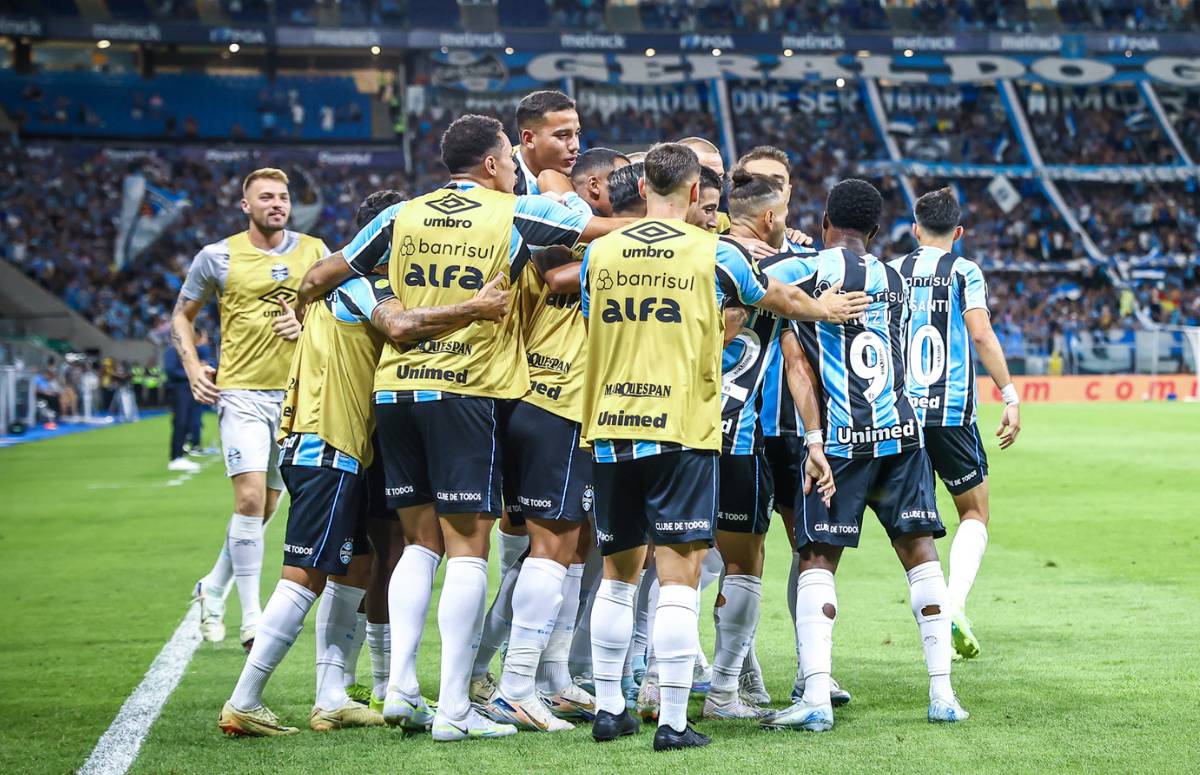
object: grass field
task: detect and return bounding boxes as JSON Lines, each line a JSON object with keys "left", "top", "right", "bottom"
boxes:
{"left": 2, "top": 403, "right": 1199, "bottom": 774}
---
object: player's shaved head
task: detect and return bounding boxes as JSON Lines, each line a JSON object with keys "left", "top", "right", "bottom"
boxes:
{"left": 677, "top": 136, "right": 725, "bottom": 177}
{"left": 913, "top": 187, "right": 962, "bottom": 237}
{"left": 356, "top": 190, "right": 405, "bottom": 229}
{"left": 644, "top": 143, "right": 700, "bottom": 197}
{"left": 441, "top": 114, "right": 506, "bottom": 174}
{"left": 625, "top": 151, "right": 647, "bottom": 163}
{"left": 607, "top": 162, "right": 645, "bottom": 217}
{"left": 678, "top": 136, "right": 719, "bottom": 154}
{"left": 825, "top": 178, "right": 882, "bottom": 236}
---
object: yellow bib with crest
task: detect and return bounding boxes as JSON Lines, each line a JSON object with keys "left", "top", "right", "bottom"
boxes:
{"left": 519, "top": 241, "right": 588, "bottom": 423}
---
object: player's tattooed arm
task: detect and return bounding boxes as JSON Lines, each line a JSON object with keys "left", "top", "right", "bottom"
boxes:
{"left": 370, "top": 274, "right": 511, "bottom": 347}
{"left": 964, "top": 307, "right": 1021, "bottom": 449}
{"left": 532, "top": 246, "right": 583, "bottom": 294}
{"left": 723, "top": 305, "right": 749, "bottom": 346}
{"left": 756, "top": 278, "right": 869, "bottom": 323}
{"left": 781, "top": 329, "right": 835, "bottom": 506}
{"left": 170, "top": 292, "right": 220, "bottom": 405}
{"left": 298, "top": 253, "right": 355, "bottom": 307}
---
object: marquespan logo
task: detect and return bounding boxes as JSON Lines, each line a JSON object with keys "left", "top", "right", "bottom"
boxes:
{"left": 623, "top": 220, "right": 685, "bottom": 246}
{"left": 426, "top": 192, "right": 482, "bottom": 217}
{"left": 270, "top": 263, "right": 290, "bottom": 282}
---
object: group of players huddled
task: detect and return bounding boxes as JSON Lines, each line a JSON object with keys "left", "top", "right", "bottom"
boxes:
{"left": 170, "top": 89, "right": 1021, "bottom": 751}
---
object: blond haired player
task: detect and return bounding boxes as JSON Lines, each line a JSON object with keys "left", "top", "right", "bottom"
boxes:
{"left": 172, "top": 168, "right": 327, "bottom": 649}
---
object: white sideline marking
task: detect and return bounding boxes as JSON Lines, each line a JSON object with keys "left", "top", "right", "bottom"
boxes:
{"left": 78, "top": 605, "right": 202, "bottom": 775}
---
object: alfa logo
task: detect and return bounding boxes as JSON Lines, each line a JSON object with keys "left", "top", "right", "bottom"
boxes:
{"left": 426, "top": 191, "right": 481, "bottom": 216}
{"left": 623, "top": 220, "right": 685, "bottom": 245}
{"left": 258, "top": 286, "right": 299, "bottom": 306}
{"left": 270, "top": 263, "right": 290, "bottom": 281}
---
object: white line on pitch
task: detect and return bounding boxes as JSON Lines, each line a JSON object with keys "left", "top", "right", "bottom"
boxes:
{"left": 78, "top": 604, "right": 202, "bottom": 775}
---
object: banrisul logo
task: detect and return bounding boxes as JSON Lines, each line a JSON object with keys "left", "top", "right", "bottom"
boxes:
{"left": 424, "top": 192, "right": 481, "bottom": 228}
{"left": 621, "top": 221, "right": 683, "bottom": 258}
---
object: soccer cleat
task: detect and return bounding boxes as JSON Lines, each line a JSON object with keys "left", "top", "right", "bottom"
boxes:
{"left": 168, "top": 457, "right": 201, "bottom": 473}
{"left": 703, "top": 692, "right": 763, "bottom": 720}
{"left": 368, "top": 692, "right": 385, "bottom": 715}
{"left": 951, "top": 610, "right": 981, "bottom": 660}
{"left": 791, "top": 676, "right": 852, "bottom": 707}
{"left": 928, "top": 696, "right": 970, "bottom": 723}
{"left": 218, "top": 702, "right": 299, "bottom": 737}
{"left": 653, "top": 723, "right": 710, "bottom": 751}
{"left": 239, "top": 627, "right": 255, "bottom": 654}
{"left": 739, "top": 669, "right": 771, "bottom": 706}
{"left": 631, "top": 652, "right": 648, "bottom": 685}
{"left": 760, "top": 700, "right": 834, "bottom": 732}
{"left": 484, "top": 692, "right": 574, "bottom": 732}
{"left": 345, "top": 683, "right": 372, "bottom": 705}
{"left": 572, "top": 672, "right": 596, "bottom": 695}
{"left": 622, "top": 675, "right": 640, "bottom": 708}
{"left": 382, "top": 691, "right": 436, "bottom": 731}
{"left": 636, "top": 675, "right": 660, "bottom": 721}
{"left": 432, "top": 707, "right": 518, "bottom": 742}
{"left": 541, "top": 683, "right": 596, "bottom": 720}
{"left": 469, "top": 672, "right": 499, "bottom": 705}
{"left": 309, "top": 701, "right": 386, "bottom": 731}
{"left": 192, "top": 581, "right": 226, "bottom": 643}
{"left": 692, "top": 659, "right": 712, "bottom": 694}
{"left": 592, "top": 708, "right": 640, "bottom": 742}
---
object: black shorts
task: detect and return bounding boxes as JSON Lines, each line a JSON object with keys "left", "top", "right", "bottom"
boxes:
{"left": 763, "top": 435, "right": 804, "bottom": 512}
{"left": 924, "top": 423, "right": 989, "bottom": 496}
{"left": 364, "top": 435, "right": 396, "bottom": 521}
{"left": 280, "top": 464, "right": 371, "bottom": 575}
{"left": 375, "top": 398, "right": 503, "bottom": 516}
{"left": 593, "top": 450, "right": 718, "bottom": 556}
{"left": 502, "top": 401, "right": 592, "bottom": 524}
{"left": 794, "top": 448, "right": 944, "bottom": 549}
{"left": 717, "top": 451, "right": 773, "bottom": 534}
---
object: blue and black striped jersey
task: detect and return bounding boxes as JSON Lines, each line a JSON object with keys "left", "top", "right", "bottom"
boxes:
{"left": 887, "top": 246, "right": 989, "bottom": 427}
{"left": 789, "top": 247, "right": 922, "bottom": 460}
{"left": 721, "top": 248, "right": 818, "bottom": 455}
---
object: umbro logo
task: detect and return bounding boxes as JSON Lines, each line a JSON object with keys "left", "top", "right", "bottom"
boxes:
{"left": 259, "top": 286, "right": 299, "bottom": 306}
{"left": 623, "top": 220, "right": 685, "bottom": 245}
{"left": 426, "top": 192, "right": 481, "bottom": 217}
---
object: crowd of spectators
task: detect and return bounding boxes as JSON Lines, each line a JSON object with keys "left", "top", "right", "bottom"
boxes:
{"left": 1064, "top": 182, "right": 1200, "bottom": 264}
{"left": 883, "top": 86, "right": 1025, "bottom": 166}
{"left": 1023, "top": 87, "right": 1181, "bottom": 166}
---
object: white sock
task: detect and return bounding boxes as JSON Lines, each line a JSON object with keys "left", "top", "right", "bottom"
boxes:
{"left": 644, "top": 575, "right": 661, "bottom": 665}
{"left": 741, "top": 633, "right": 762, "bottom": 678}
{"left": 366, "top": 622, "right": 390, "bottom": 698}
{"left": 947, "top": 519, "right": 989, "bottom": 612}
{"left": 436, "top": 556, "right": 489, "bottom": 720}
{"left": 796, "top": 568, "right": 836, "bottom": 707}
{"left": 590, "top": 578, "right": 637, "bottom": 715}
{"left": 387, "top": 545, "right": 440, "bottom": 699}
{"left": 700, "top": 548, "right": 723, "bottom": 592}
{"left": 710, "top": 574, "right": 761, "bottom": 698}
{"left": 201, "top": 522, "right": 234, "bottom": 598}
{"left": 472, "top": 560, "right": 520, "bottom": 679}
{"left": 568, "top": 547, "right": 603, "bottom": 676}
{"left": 538, "top": 562, "right": 584, "bottom": 694}
{"left": 619, "top": 569, "right": 647, "bottom": 680}
{"left": 229, "top": 580, "right": 315, "bottom": 711}
{"left": 787, "top": 550, "right": 801, "bottom": 682}
{"left": 315, "top": 581, "right": 366, "bottom": 711}
{"left": 343, "top": 611, "right": 367, "bottom": 687}
{"left": 908, "top": 560, "right": 954, "bottom": 702}
{"left": 497, "top": 529, "right": 528, "bottom": 577}
{"left": 630, "top": 567, "right": 654, "bottom": 667}
{"left": 500, "top": 558, "right": 566, "bottom": 700}
{"left": 655, "top": 584, "right": 699, "bottom": 732}
{"left": 227, "top": 513, "right": 264, "bottom": 632}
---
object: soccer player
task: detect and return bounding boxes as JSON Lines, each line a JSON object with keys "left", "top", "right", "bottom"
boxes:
{"left": 173, "top": 168, "right": 325, "bottom": 649}
{"left": 889, "top": 187, "right": 1021, "bottom": 659}
{"left": 734, "top": 145, "right": 850, "bottom": 706}
{"left": 217, "top": 192, "right": 511, "bottom": 737}
{"left": 513, "top": 89, "right": 582, "bottom": 196}
{"left": 480, "top": 149, "right": 630, "bottom": 731}
{"left": 301, "top": 114, "right": 631, "bottom": 742}
{"left": 762, "top": 179, "right": 968, "bottom": 733}
{"left": 581, "top": 144, "right": 867, "bottom": 751}
{"left": 677, "top": 136, "right": 731, "bottom": 233}
{"left": 606, "top": 162, "right": 646, "bottom": 218}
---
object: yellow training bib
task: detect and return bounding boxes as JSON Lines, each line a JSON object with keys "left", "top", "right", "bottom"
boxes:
{"left": 217, "top": 231, "right": 324, "bottom": 390}
{"left": 580, "top": 219, "right": 725, "bottom": 451}
{"left": 519, "top": 244, "right": 588, "bottom": 423}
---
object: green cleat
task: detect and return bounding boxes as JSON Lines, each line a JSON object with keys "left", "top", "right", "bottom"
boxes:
{"left": 369, "top": 692, "right": 385, "bottom": 715}
{"left": 346, "top": 682, "right": 373, "bottom": 705}
{"left": 951, "top": 610, "right": 981, "bottom": 659}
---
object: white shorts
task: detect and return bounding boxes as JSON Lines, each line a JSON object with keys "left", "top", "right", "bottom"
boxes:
{"left": 217, "top": 389, "right": 285, "bottom": 491}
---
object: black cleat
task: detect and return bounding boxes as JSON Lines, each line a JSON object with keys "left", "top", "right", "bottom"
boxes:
{"left": 592, "top": 709, "right": 640, "bottom": 742}
{"left": 653, "top": 723, "right": 710, "bottom": 751}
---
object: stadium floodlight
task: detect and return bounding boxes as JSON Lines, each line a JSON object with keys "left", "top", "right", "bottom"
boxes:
{"left": 228, "top": 43, "right": 240, "bottom": 53}
{"left": 371, "top": 45, "right": 381, "bottom": 56}
{"left": 856, "top": 50, "right": 871, "bottom": 58}
{"left": 783, "top": 49, "right": 794, "bottom": 57}
{"left": 96, "top": 39, "right": 111, "bottom": 49}
{"left": 903, "top": 49, "right": 914, "bottom": 57}
{"left": 505, "top": 47, "right": 514, "bottom": 54}
{"left": 645, "top": 48, "right": 656, "bottom": 57}
{"left": 712, "top": 48, "right": 722, "bottom": 56}
{"left": 836, "top": 78, "right": 846, "bottom": 88}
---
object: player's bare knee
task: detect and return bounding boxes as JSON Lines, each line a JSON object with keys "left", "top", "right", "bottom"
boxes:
{"left": 821, "top": 603, "right": 837, "bottom": 620}
{"left": 921, "top": 604, "right": 940, "bottom": 617}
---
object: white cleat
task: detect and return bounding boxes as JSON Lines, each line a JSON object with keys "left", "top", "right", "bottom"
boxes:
{"left": 692, "top": 654, "right": 712, "bottom": 693}
{"left": 192, "top": 580, "right": 225, "bottom": 642}
{"left": 703, "top": 692, "right": 763, "bottom": 720}
{"left": 484, "top": 691, "right": 573, "bottom": 732}
{"left": 168, "top": 457, "right": 201, "bottom": 473}
{"left": 469, "top": 672, "right": 499, "bottom": 706}
{"left": 382, "top": 690, "right": 435, "bottom": 731}
{"left": 760, "top": 700, "right": 834, "bottom": 732}
{"left": 739, "top": 669, "right": 771, "bottom": 706}
{"left": 792, "top": 675, "right": 852, "bottom": 707}
{"left": 636, "top": 674, "right": 660, "bottom": 721}
{"left": 928, "top": 695, "right": 970, "bottom": 723}
{"left": 540, "top": 683, "right": 596, "bottom": 720}
{"left": 432, "top": 706, "right": 518, "bottom": 741}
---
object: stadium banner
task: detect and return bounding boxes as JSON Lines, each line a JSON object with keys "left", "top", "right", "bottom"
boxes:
{"left": 17, "top": 142, "right": 405, "bottom": 172}
{"left": 113, "top": 174, "right": 191, "bottom": 270}
{"left": 859, "top": 160, "right": 1200, "bottom": 182}
{"left": 976, "top": 375, "right": 1198, "bottom": 402}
